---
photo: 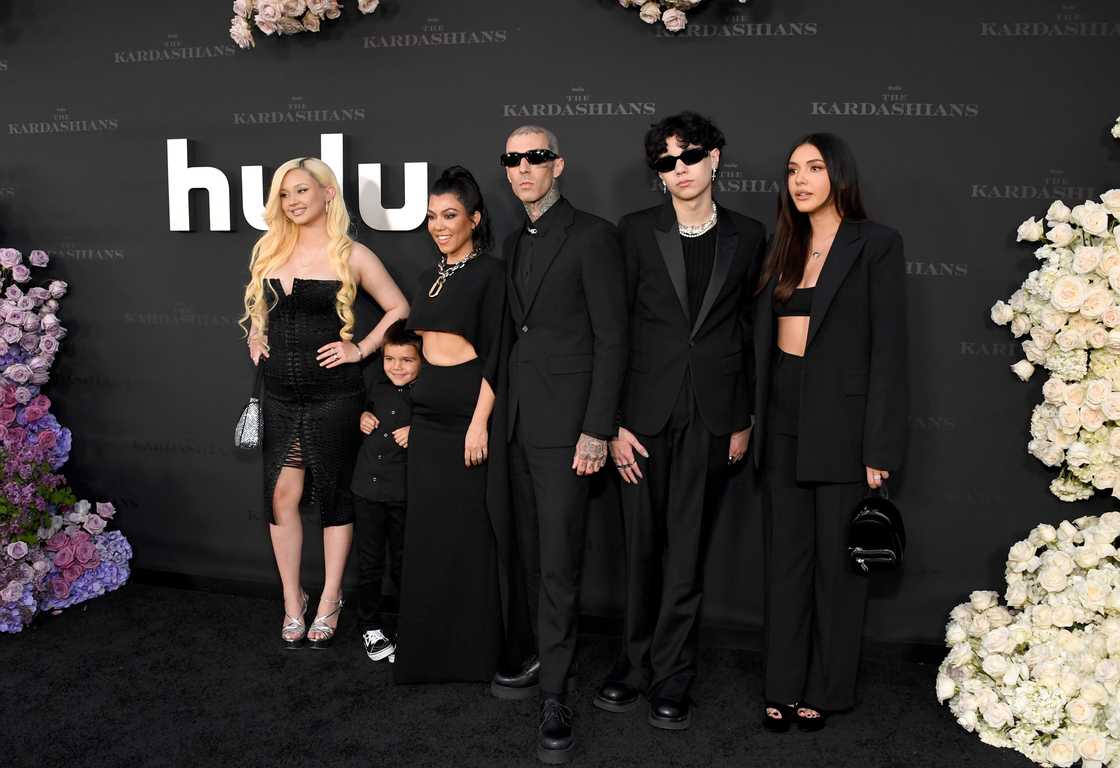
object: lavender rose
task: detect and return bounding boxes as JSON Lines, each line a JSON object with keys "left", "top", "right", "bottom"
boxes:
{"left": 0, "top": 581, "right": 21, "bottom": 603}
{"left": 21, "top": 314, "right": 39, "bottom": 332}
{"left": 28, "top": 250, "right": 48, "bottom": 268}
{"left": 27, "top": 287, "right": 48, "bottom": 303}
{"left": 96, "top": 502, "right": 116, "bottom": 520}
{"left": 74, "top": 539, "right": 97, "bottom": 563}
{"left": 256, "top": 0, "right": 282, "bottom": 22}
{"left": 1, "top": 326, "right": 20, "bottom": 345}
{"left": 233, "top": 0, "right": 252, "bottom": 15}
{"left": 62, "top": 563, "right": 84, "bottom": 583}
{"left": 0, "top": 249, "right": 20, "bottom": 269}
{"left": 40, "top": 313, "right": 59, "bottom": 332}
{"left": 662, "top": 8, "right": 688, "bottom": 31}
{"left": 39, "top": 336, "right": 58, "bottom": 355}
{"left": 0, "top": 409, "right": 16, "bottom": 425}
{"left": 358, "top": 0, "right": 380, "bottom": 12}
{"left": 27, "top": 356, "right": 48, "bottom": 373}
{"left": 3, "top": 365, "right": 31, "bottom": 384}
{"left": 50, "top": 577, "right": 69, "bottom": 599}
{"left": 48, "top": 281, "right": 67, "bottom": 299}
{"left": 54, "top": 546, "right": 75, "bottom": 567}
{"left": 5, "top": 286, "right": 21, "bottom": 301}
{"left": 11, "top": 265, "right": 31, "bottom": 283}
{"left": 230, "top": 16, "right": 254, "bottom": 47}
{"left": 83, "top": 515, "right": 107, "bottom": 535}
{"left": 19, "top": 334, "right": 37, "bottom": 353}
{"left": 5, "top": 541, "right": 27, "bottom": 560}
{"left": 13, "top": 388, "right": 30, "bottom": 405}
{"left": 16, "top": 297, "right": 33, "bottom": 311}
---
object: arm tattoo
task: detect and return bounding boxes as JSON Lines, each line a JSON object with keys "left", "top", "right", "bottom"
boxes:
{"left": 576, "top": 434, "right": 608, "bottom": 462}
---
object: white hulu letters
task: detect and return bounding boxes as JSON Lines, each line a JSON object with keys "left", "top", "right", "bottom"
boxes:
{"left": 166, "top": 133, "right": 428, "bottom": 232}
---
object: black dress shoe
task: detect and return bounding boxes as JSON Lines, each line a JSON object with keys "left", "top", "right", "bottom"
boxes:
{"left": 490, "top": 655, "right": 540, "bottom": 700}
{"left": 537, "top": 697, "right": 574, "bottom": 765}
{"left": 593, "top": 679, "right": 640, "bottom": 713}
{"left": 648, "top": 696, "right": 692, "bottom": 731}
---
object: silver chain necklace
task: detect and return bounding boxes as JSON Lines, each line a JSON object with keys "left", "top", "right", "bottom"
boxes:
{"left": 428, "top": 250, "right": 478, "bottom": 298}
{"left": 678, "top": 202, "right": 718, "bottom": 238}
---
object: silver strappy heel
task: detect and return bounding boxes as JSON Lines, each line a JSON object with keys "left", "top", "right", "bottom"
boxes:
{"left": 307, "top": 595, "right": 344, "bottom": 649}
{"left": 281, "top": 589, "right": 309, "bottom": 649}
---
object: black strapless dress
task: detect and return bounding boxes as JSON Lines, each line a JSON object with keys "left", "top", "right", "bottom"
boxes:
{"left": 260, "top": 278, "right": 364, "bottom": 527}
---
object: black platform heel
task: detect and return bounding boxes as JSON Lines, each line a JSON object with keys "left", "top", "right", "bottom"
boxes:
{"left": 762, "top": 701, "right": 795, "bottom": 733}
{"left": 795, "top": 702, "right": 827, "bottom": 731}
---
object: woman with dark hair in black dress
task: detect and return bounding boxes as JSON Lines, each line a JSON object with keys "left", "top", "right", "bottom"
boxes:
{"left": 394, "top": 166, "right": 510, "bottom": 683}
{"left": 753, "top": 134, "right": 907, "bottom": 730}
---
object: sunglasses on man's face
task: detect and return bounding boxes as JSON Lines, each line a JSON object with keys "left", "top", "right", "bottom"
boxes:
{"left": 652, "top": 146, "right": 709, "bottom": 174}
{"left": 499, "top": 149, "right": 559, "bottom": 168}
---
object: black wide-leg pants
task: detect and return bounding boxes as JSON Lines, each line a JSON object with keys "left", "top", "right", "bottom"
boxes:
{"left": 762, "top": 349, "right": 868, "bottom": 711}
{"left": 615, "top": 375, "right": 726, "bottom": 702}
{"left": 510, "top": 425, "right": 589, "bottom": 698}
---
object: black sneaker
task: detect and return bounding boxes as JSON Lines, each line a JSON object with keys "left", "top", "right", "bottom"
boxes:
{"left": 362, "top": 628, "right": 396, "bottom": 662}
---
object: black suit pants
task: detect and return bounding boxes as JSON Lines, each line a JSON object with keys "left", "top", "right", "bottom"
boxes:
{"left": 354, "top": 497, "right": 405, "bottom": 633}
{"left": 762, "top": 349, "right": 868, "bottom": 710}
{"left": 615, "top": 375, "right": 726, "bottom": 701}
{"left": 510, "top": 423, "right": 589, "bottom": 698}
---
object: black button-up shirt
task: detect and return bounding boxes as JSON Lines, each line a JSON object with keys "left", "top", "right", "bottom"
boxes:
{"left": 514, "top": 198, "right": 564, "bottom": 306}
{"left": 350, "top": 378, "right": 412, "bottom": 503}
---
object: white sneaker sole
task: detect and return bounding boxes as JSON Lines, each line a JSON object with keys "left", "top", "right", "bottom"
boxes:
{"left": 366, "top": 644, "right": 396, "bottom": 662}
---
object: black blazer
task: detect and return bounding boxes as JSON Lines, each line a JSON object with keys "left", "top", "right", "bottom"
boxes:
{"left": 350, "top": 376, "right": 412, "bottom": 502}
{"left": 619, "top": 201, "right": 766, "bottom": 437}
{"left": 752, "top": 218, "right": 908, "bottom": 482}
{"left": 503, "top": 198, "right": 628, "bottom": 448}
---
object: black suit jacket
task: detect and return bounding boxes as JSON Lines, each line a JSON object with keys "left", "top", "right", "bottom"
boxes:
{"left": 350, "top": 376, "right": 411, "bottom": 503}
{"left": 503, "top": 198, "right": 628, "bottom": 448}
{"left": 752, "top": 219, "right": 908, "bottom": 482}
{"left": 619, "top": 201, "right": 766, "bottom": 437}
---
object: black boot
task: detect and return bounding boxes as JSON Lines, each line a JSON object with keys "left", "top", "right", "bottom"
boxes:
{"left": 537, "top": 696, "right": 574, "bottom": 765}
{"left": 490, "top": 655, "right": 541, "bottom": 700}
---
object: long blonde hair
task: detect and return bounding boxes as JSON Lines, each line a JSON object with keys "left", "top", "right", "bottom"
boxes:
{"left": 239, "top": 157, "right": 357, "bottom": 350}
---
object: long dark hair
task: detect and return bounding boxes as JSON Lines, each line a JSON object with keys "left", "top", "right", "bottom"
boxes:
{"left": 760, "top": 133, "right": 867, "bottom": 301}
{"left": 430, "top": 165, "right": 494, "bottom": 253}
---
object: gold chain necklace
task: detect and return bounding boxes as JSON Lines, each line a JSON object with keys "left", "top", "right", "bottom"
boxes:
{"left": 428, "top": 250, "right": 478, "bottom": 298}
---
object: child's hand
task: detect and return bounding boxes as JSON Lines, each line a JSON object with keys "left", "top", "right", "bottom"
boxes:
{"left": 392, "top": 426, "right": 410, "bottom": 448}
{"left": 360, "top": 411, "right": 380, "bottom": 434}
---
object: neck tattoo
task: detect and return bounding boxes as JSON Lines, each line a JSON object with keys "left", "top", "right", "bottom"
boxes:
{"left": 525, "top": 186, "right": 561, "bottom": 223}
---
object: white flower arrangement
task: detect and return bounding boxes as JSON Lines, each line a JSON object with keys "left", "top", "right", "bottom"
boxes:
{"left": 229, "top": 0, "right": 380, "bottom": 49}
{"left": 938, "top": 513, "right": 1120, "bottom": 767}
{"left": 616, "top": 0, "right": 747, "bottom": 33}
{"left": 991, "top": 124, "right": 1120, "bottom": 501}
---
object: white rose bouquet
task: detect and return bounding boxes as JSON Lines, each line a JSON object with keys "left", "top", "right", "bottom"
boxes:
{"left": 992, "top": 123, "right": 1120, "bottom": 501}
{"left": 618, "top": 0, "right": 747, "bottom": 33}
{"left": 229, "top": 0, "right": 380, "bottom": 50}
{"left": 939, "top": 513, "right": 1120, "bottom": 767}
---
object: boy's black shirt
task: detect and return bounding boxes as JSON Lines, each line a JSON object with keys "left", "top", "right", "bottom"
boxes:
{"left": 350, "top": 377, "right": 412, "bottom": 503}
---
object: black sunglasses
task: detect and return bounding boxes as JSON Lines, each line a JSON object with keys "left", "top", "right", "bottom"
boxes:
{"left": 499, "top": 149, "right": 559, "bottom": 167}
{"left": 652, "top": 147, "right": 709, "bottom": 174}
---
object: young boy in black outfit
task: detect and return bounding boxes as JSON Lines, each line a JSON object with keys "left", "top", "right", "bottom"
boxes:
{"left": 351, "top": 320, "right": 421, "bottom": 663}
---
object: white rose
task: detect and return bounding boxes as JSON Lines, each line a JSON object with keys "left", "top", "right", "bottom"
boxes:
{"left": 1058, "top": 404, "right": 1083, "bottom": 433}
{"left": 1017, "top": 216, "right": 1045, "bottom": 242}
{"left": 950, "top": 604, "right": 975, "bottom": 624}
{"left": 936, "top": 673, "right": 956, "bottom": 702}
{"left": 1008, "top": 539, "right": 1037, "bottom": 567}
{"left": 946, "top": 642, "right": 972, "bottom": 667}
{"left": 1052, "top": 274, "right": 1090, "bottom": 312}
{"left": 637, "top": 1, "right": 661, "bottom": 23}
{"left": 1082, "top": 681, "right": 1109, "bottom": 704}
{"left": 1068, "top": 441, "right": 1093, "bottom": 465}
{"left": 1010, "top": 359, "right": 1035, "bottom": 381}
{"left": 1042, "top": 377, "right": 1068, "bottom": 404}
{"left": 1038, "top": 566, "right": 1069, "bottom": 592}
{"left": 1051, "top": 604, "right": 1075, "bottom": 626}
{"left": 970, "top": 590, "right": 998, "bottom": 611}
{"left": 1041, "top": 306, "right": 1070, "bottom": 332}
{"left": 1102, "top": 248, "right": 1120, "bottom": 276}
{"left": 1006, "top": 581, "right": 1029, "bottom": 606}
{"left": 1082, "top": 406, "right": 1106, "bottom": 431}
{"left": 1096, "top": 659, "right": 1120, "bottom": 684}
{"left": 1049, "top": 222, "right": 1077, "bottom": 247}
{"left": 945, "top": 622, "right": 968, "bottom": 645}
{"left": 1034, "top": 524, "right": 1058, "bottom": 544}
{"left": 1090, "top": 326, "right": 1112, "bottom": 348}
{"left": 1082, "top": 287, "right": 1114, "bottom": 318}
{"left": 1093, "top": 465, "right": 1119, "bottom": 491}
{"left": 1078, "top": 733, "right": 1111, "bottom": 762}
{"left": 1031, "top": 326, "right": 1055, "bottom": 349}
{"left": 981, "top": 700, "right": 1014, "bottom": 730}
{"left": 1053, "top": 427, "right": 1077, "bottom": 448}
{"left": 1066, "top": 697, "right": 1098, "bottom": 724}
{"left": 990, "top": 300, "right": 1014, "bottom": 326}
{"left": 1103, "top": 308, "right": 1120, "bottom": 329}
{"left": 1103, "top": 393, "right": 1120, "bottom": 421}
{"left": 1074, "top": 245, "right": 1105, "bottom": 274}
{"left": 1047, "top": 737, "right": 1080, "bottom": 768}
{"left": 1000, "top": 666, "right": 1020, "bottom": 687}
{"left": 969, "top": 613, "right": 991, "bottom": 637}
{"left": 982, "top": 628, "right": 1013, "bottom": 656}
{"left": 1086, "top": 378, "right": 1112, "bottom": 405}
{"left": 1010, "top": 314, "right": 1032, "bottom": 337}
{"left": 1056, "top": 326, "right": 1086, "bottom": 350}
{"left": 1074, "top": 202, "right": 1111, "bottom": 236}
{"left": 1032, "top": 604, "right": 1053, "bottom": 627}
{"left": 1048, "top": 200, "right": 1072, "bottom": 223}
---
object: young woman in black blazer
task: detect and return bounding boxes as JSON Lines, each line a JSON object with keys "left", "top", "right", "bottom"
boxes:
{"left": 753, "top": 134, "right": 907, "bottom": 731}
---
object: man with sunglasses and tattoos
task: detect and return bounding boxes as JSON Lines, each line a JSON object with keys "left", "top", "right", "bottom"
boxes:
{"left": 492, "top": 125, "right": 628, "bottom": 764}
{"left": 594, "top": 112, "right": 766, "bottom": 731}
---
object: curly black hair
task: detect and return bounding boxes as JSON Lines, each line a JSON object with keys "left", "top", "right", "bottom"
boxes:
{"left": 643, "top": 111, "right": 726, "bottom": 169}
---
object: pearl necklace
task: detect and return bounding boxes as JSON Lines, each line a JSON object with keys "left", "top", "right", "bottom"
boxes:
{"left": 428, "top": 250, "right": 478, "bottom": 298}
{"left": 678, "top": 202, "right": 718, "bottom": 238}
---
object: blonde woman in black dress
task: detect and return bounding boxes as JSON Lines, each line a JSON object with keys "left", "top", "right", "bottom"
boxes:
{"left": 240, "top": 157, "right": 408, "bottom": 649}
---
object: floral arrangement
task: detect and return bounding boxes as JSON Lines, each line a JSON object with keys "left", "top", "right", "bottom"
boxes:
{"left": 616, "top": 0, "right": 748, "bottom": 33}
{"left": 990, "top": 120, "right": 1120, "bottom": 502}
{"left": 938, "top": 513, "right": 1120, "bottom": 767}
{"left": 0, "top": 247, "right": 130, "bottom": 633}
{"left": 230, "top": 0, "right": 381, "bottom": 49}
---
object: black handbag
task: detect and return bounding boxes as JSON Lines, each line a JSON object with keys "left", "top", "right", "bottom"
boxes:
{"left": 234, "top": 364, "right": 264, "bottom": 451}
{"left": 847, "top": 483, "right": 905, "bottom": 574}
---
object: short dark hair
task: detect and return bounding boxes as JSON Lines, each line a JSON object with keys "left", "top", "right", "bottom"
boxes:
{"left": 644, "top": 111, "right": 726, "bottom": 169}
{"left": 430, "top": 165, "right": 494, "bottom": 253}
{"left": 382, "top": 319, "right": 421, "bottom": 353}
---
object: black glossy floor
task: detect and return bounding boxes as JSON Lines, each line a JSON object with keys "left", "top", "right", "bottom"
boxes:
{"left": 4, "top": 583, "right": 1032, "bottom": 768}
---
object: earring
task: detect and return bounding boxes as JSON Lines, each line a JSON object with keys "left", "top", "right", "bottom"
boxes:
{"left": 661, "top": 180, "right": 667, "bottom": 194}
{"left": 711, "top": 167, "right": 717, "bottom": 180}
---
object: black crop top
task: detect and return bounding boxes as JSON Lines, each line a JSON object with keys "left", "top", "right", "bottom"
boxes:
{"left": 406, "top": 254, "right": 506, "bottom": 387}
{"left": 773, "top": 287, "right": 814, "bottom": 317}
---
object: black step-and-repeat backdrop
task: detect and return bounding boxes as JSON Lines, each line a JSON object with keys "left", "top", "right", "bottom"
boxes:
{"left": 1, "top": 0, "right": 1118, "bottom": 645}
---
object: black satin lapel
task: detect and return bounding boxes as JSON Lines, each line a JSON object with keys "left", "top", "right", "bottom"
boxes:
{"left": 690, "top": 227, "right": 738, "bottom": 338}
{"left": 806, "top": 228, "right": 864, "bottom": 348}
{"left": 654, "top": 227, "right": 689, "bottom": 323}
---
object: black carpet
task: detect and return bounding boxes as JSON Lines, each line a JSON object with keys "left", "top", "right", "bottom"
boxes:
{"left": 4, "top": 583, "right": 1031, "bottom": 768}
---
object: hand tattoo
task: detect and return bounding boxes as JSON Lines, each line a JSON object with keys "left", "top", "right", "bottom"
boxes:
{"left": 576, "top": 434, "right": 608, "bottom": 463}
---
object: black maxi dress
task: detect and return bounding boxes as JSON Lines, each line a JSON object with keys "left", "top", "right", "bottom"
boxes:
{"left": 394, "top": 255, "right": 508, "bottom": 683}
{"left": 260, "top": 278, "right": 365, "bottom": 527}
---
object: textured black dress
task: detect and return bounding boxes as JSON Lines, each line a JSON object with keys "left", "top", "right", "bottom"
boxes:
{"left": 393, "top": 255, "right": 507, "bottom": 683}
{"left": 260, "top": 278, "right": 364, "bottom": 527}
